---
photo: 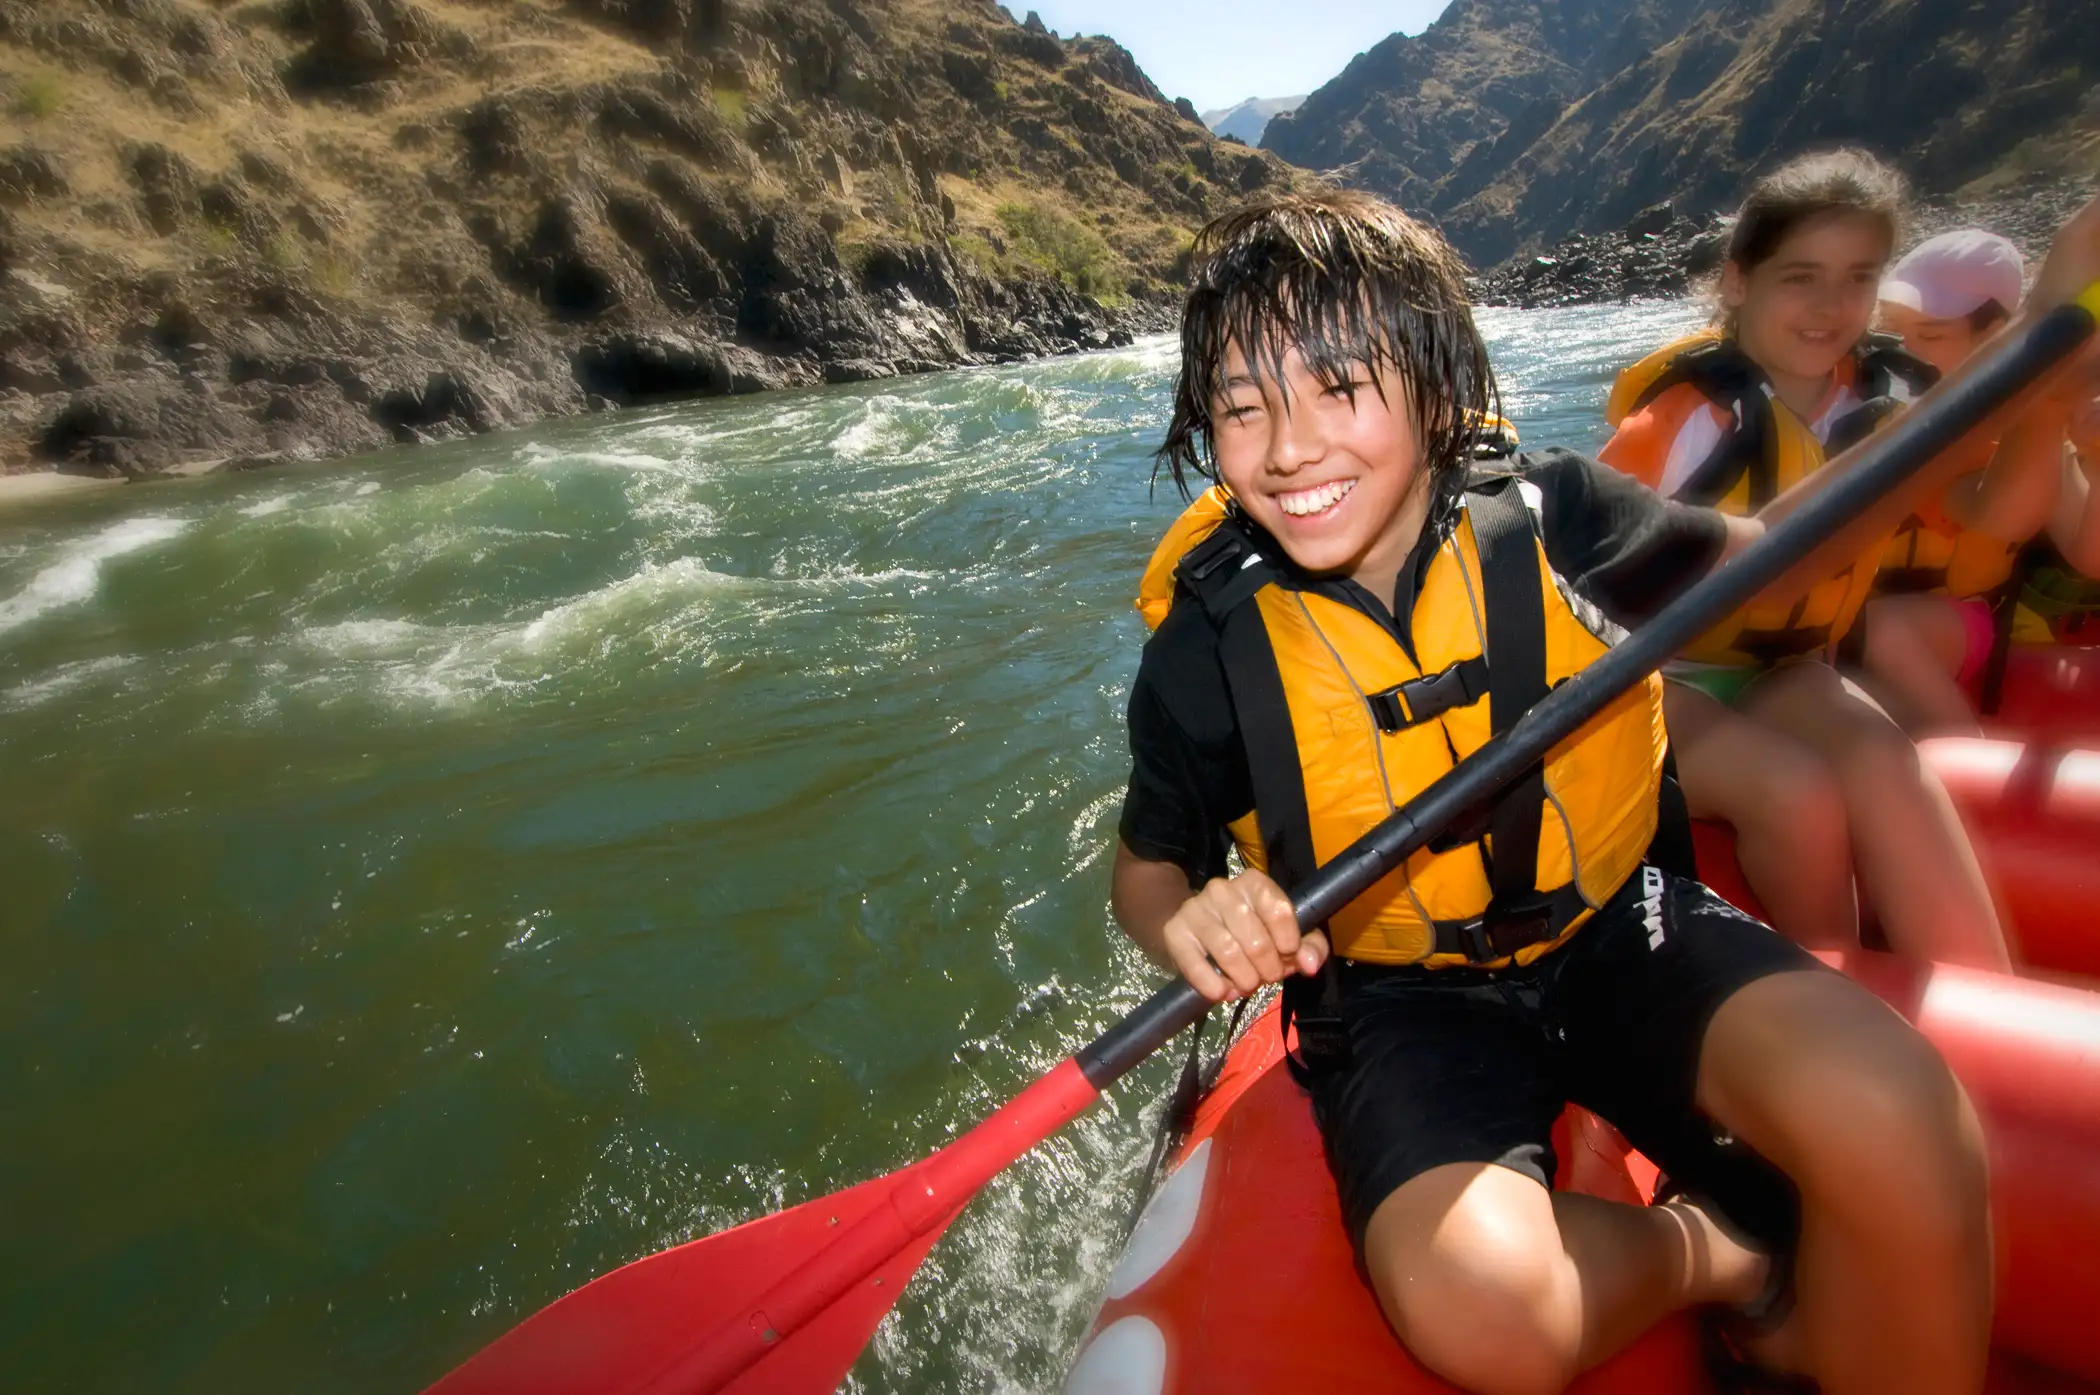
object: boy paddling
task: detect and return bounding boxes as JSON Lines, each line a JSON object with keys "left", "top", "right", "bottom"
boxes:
{"left": 1112, "top": 190, "right": 2100, "bottom": 1394}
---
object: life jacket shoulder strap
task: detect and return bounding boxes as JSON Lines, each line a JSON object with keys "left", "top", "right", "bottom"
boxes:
{"left": 1631, "top": 338, "right": 1765, "bottom": 418}
{"left": 1858, "top": 333, "right": 1940, "bottom": 397}
{"left": 1174, "top": 517, "right": 1277, "bottom": 624}
{"left": 1631, "top": 340, "right": 1775, "bottom": 508}
{"left": 1466, "top": 477, "right": 1553, "bottom": 938}
{"left": 1830, "top": 335, "right": 1939, "bottom": 453}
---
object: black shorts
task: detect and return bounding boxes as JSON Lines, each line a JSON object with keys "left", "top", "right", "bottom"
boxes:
{"left": 1305, "top": 866, "right": 1827, "bottom": 1251}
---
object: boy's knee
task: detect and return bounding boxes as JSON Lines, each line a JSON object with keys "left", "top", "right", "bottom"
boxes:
{"left": 1790, "top": 1027, "right": 1987, "bottom": 1225}
{"left": 1370, "top": 1220, "right": 1577, "bottom": 1395}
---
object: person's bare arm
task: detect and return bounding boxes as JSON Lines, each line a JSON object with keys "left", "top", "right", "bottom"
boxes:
{"left": 2050, "top": 400, "right": 2100, "bottom": 574}
{"left": 1941, "top": 400, "right": 2072, "bottom": 541}
{"left": 1112, "top": 842, "right": 1202, "bottom": 968}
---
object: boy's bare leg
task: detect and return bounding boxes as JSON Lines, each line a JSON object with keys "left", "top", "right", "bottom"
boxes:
{"left": 1362, "top": 1163, "right": 1767, "bottom": 1395}
{"left": 1666, "top": 680, "right": 1859, "bottom": 946}
{"left": 1741, "top": 661, "right": 2010, "bottom": 970}
{"left": 1856, "top": 594, "right": 1983, "bottom": 737}
{"left": 1698, "top": 970, "right": 1993, "bottom": 1395}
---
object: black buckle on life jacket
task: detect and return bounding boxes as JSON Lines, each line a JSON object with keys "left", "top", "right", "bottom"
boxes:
{"left": 1439, "top": 894, "right": 1565, "bottom": 966}
{"left": 1366, "top": 654, "right": 1488, "bottom": 733}
{"left": 1182, "top": 527, "right": 1246, "bottom": 583}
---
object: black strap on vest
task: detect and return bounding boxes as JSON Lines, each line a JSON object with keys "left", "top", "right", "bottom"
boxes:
{"left": 1467, "top": 478, "right": 1555, "bottom": 958}
{"left": 1178, "top": 521, "right": 1345, "bottom": 1075}
{"left": 1977, "top": 546, "right": 2040, "bottom": 717}
{"left": 1635, "top": 341, "right": 1775, "bottom": 508}
{"left": 1874, "top": 562, "right": 1949, "bottom": 595}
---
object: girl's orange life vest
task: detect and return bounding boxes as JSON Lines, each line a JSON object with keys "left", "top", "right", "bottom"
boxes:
{"left": 1604, "top": 333, "right": 1936, "bottom": 666}
{"left": 1134, "top": 477, "right": 1665, "bottom": 968}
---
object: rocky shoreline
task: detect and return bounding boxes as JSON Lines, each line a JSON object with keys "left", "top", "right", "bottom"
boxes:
{"left": 0, "top": 0, "right": 1296, "bottom": 485}
{"left": 4, "top": 240, "right": 1176, "bottom": 484}
{"left": 1469, "top": 177, "right": 2098, "bottom": 311}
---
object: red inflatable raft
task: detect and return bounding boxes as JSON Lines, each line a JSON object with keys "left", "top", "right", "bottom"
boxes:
{"left": 1986, "top": 642, "right": 2100, "bottom": 745}
{"left": 1071, "top": 954, "right": 2100, "bottom": 1394}
{"left": 1073, "top": 669, "right": 2100, "bottom": 1394}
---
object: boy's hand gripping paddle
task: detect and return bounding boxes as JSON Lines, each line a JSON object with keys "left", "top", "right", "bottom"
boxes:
{"left": 427, "top": 285, "right": 2100, "bottom": 1395}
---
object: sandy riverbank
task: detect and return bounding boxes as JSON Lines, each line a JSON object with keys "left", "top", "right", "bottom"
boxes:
{"left": 0, "top": 459, "right": 231, "bottom": 513}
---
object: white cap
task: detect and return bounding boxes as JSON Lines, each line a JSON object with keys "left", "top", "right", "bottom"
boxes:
{"left": 1880, "top": 230, "right": 2024, "bottom": 319}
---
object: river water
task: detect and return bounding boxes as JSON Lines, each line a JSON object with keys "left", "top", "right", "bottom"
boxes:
{"left": 0, "top": 299, "right": 1703, "bottom": 1394}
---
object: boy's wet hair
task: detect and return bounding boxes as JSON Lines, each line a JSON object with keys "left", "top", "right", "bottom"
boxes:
{"left": 1727, "top": 148, "right": 1907, "bottom": 273}
{"left": 1157, "top": 189, "right": 1499, "bottom": 502}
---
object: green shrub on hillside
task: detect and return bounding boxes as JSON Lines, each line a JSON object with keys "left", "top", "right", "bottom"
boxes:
{"left": 994, "top": 200, "right": 1120, "bottom": 300}
{"left": 712, "top": 85, "right": 747, "bottom": 129}
{"left": 14, "top": 72, "right": 64, "bottom": 119}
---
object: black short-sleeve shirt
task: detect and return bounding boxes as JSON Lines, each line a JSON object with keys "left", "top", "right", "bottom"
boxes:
{"left": 1117, "top": 448, "right": 1728, "bottom": 886}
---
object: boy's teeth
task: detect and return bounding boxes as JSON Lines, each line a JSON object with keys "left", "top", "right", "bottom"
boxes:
{"left": 1278, "top": 479, "right": 1355, "bottom": 517}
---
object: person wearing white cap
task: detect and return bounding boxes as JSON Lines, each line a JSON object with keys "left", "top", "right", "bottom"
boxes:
{"left": 1876, "top": 229, "right": 2025, "bottom": 378}
{"left": 1859, "top": 227, "right": 2100, "bottom": 735}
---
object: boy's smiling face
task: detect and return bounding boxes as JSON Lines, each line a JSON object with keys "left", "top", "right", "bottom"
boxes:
{"left": 1210, "top": 338, "right": 1433, "bottom": 596}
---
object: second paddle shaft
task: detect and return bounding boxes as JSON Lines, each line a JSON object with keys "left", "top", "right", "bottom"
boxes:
{"left": 1077, "top": 287, "right": 2100, "bottom": 1091}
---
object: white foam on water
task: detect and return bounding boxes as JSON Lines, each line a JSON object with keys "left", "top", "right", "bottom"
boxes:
{"left": 302, "top": 618, "right": 433, "bottom": 653}
{"left": 239, "top": 494, "right": 296, "bottom": 518}
{"left": 3, "top": 653, "right": 138, "bottom": 709}
{"left": 831, "top": 396, "right": 909, "bottom": 460}
{"left": 284, "top": 557, "right": 783, "bottom": 709}
{"left": 518, "top": 556, "right": 753, "bottom": 649}
{"left": 0, "top": 517, "right": 189, "bottom": 637}
{"left": 517, "top": 441, "right": 681, "bottom": 476}
{"left": 354, "top": 481, "right": 380, "bottom": 496}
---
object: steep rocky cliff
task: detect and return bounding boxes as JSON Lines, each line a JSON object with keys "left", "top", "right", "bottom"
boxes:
{"left": 0, "top": 0, "right": 1302, "bottom": 475}
{"left": 1264, "top": 0, "right": 2099, "bottom": 269}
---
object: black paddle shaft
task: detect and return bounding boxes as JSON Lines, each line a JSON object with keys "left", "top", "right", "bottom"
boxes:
{"left": 1076, "top": 296, "right": 2098, "bottom": 1091}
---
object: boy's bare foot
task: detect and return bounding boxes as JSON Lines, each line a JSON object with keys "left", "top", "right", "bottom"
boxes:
{"left": 1657, "top": 1190, "right": 1773, "bottom": 1308}
{"left": 1660, "top": 1191, "right": 1818, "bottom": 1384}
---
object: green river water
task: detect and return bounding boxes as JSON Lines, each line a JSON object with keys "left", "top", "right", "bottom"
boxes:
{"left": 0, "top": 300, "right": 1702, "bottom": 1394}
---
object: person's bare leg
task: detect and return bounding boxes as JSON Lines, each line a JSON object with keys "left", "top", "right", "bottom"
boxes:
{"left": 1362, "top": 1162, "right": 1766, "bottom": 1395}
{"left": 1741, "top": 662, "right": 2009, "bottom": 969}
{"left": 1698, "top": 970, "right": 1993, "bottom": 1395}
{"left": 1665, "top": 680, "right": 1858, "bottom": 946}
{"left": 1856, "top": 594, "right": 1982, "bottom": 737}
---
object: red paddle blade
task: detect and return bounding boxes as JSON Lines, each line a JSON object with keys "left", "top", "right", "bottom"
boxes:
{"left": 426, "top": 1058, "right": 1099, "bottom": 1395}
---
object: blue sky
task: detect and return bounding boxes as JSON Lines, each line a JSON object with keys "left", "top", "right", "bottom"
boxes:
{"left": 1020, "top": 1, "right": 1450, "bottom": 113}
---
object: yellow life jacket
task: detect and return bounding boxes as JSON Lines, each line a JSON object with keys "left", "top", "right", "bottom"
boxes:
{"left": 1606, "top": 333, "right": 1936, "bottom": 667}
{"left": 1873, "top": 504, "right": 2022, "bottom": 601}
{"left": 1135, "top": 474, "right": 1665, "bottom": 968}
